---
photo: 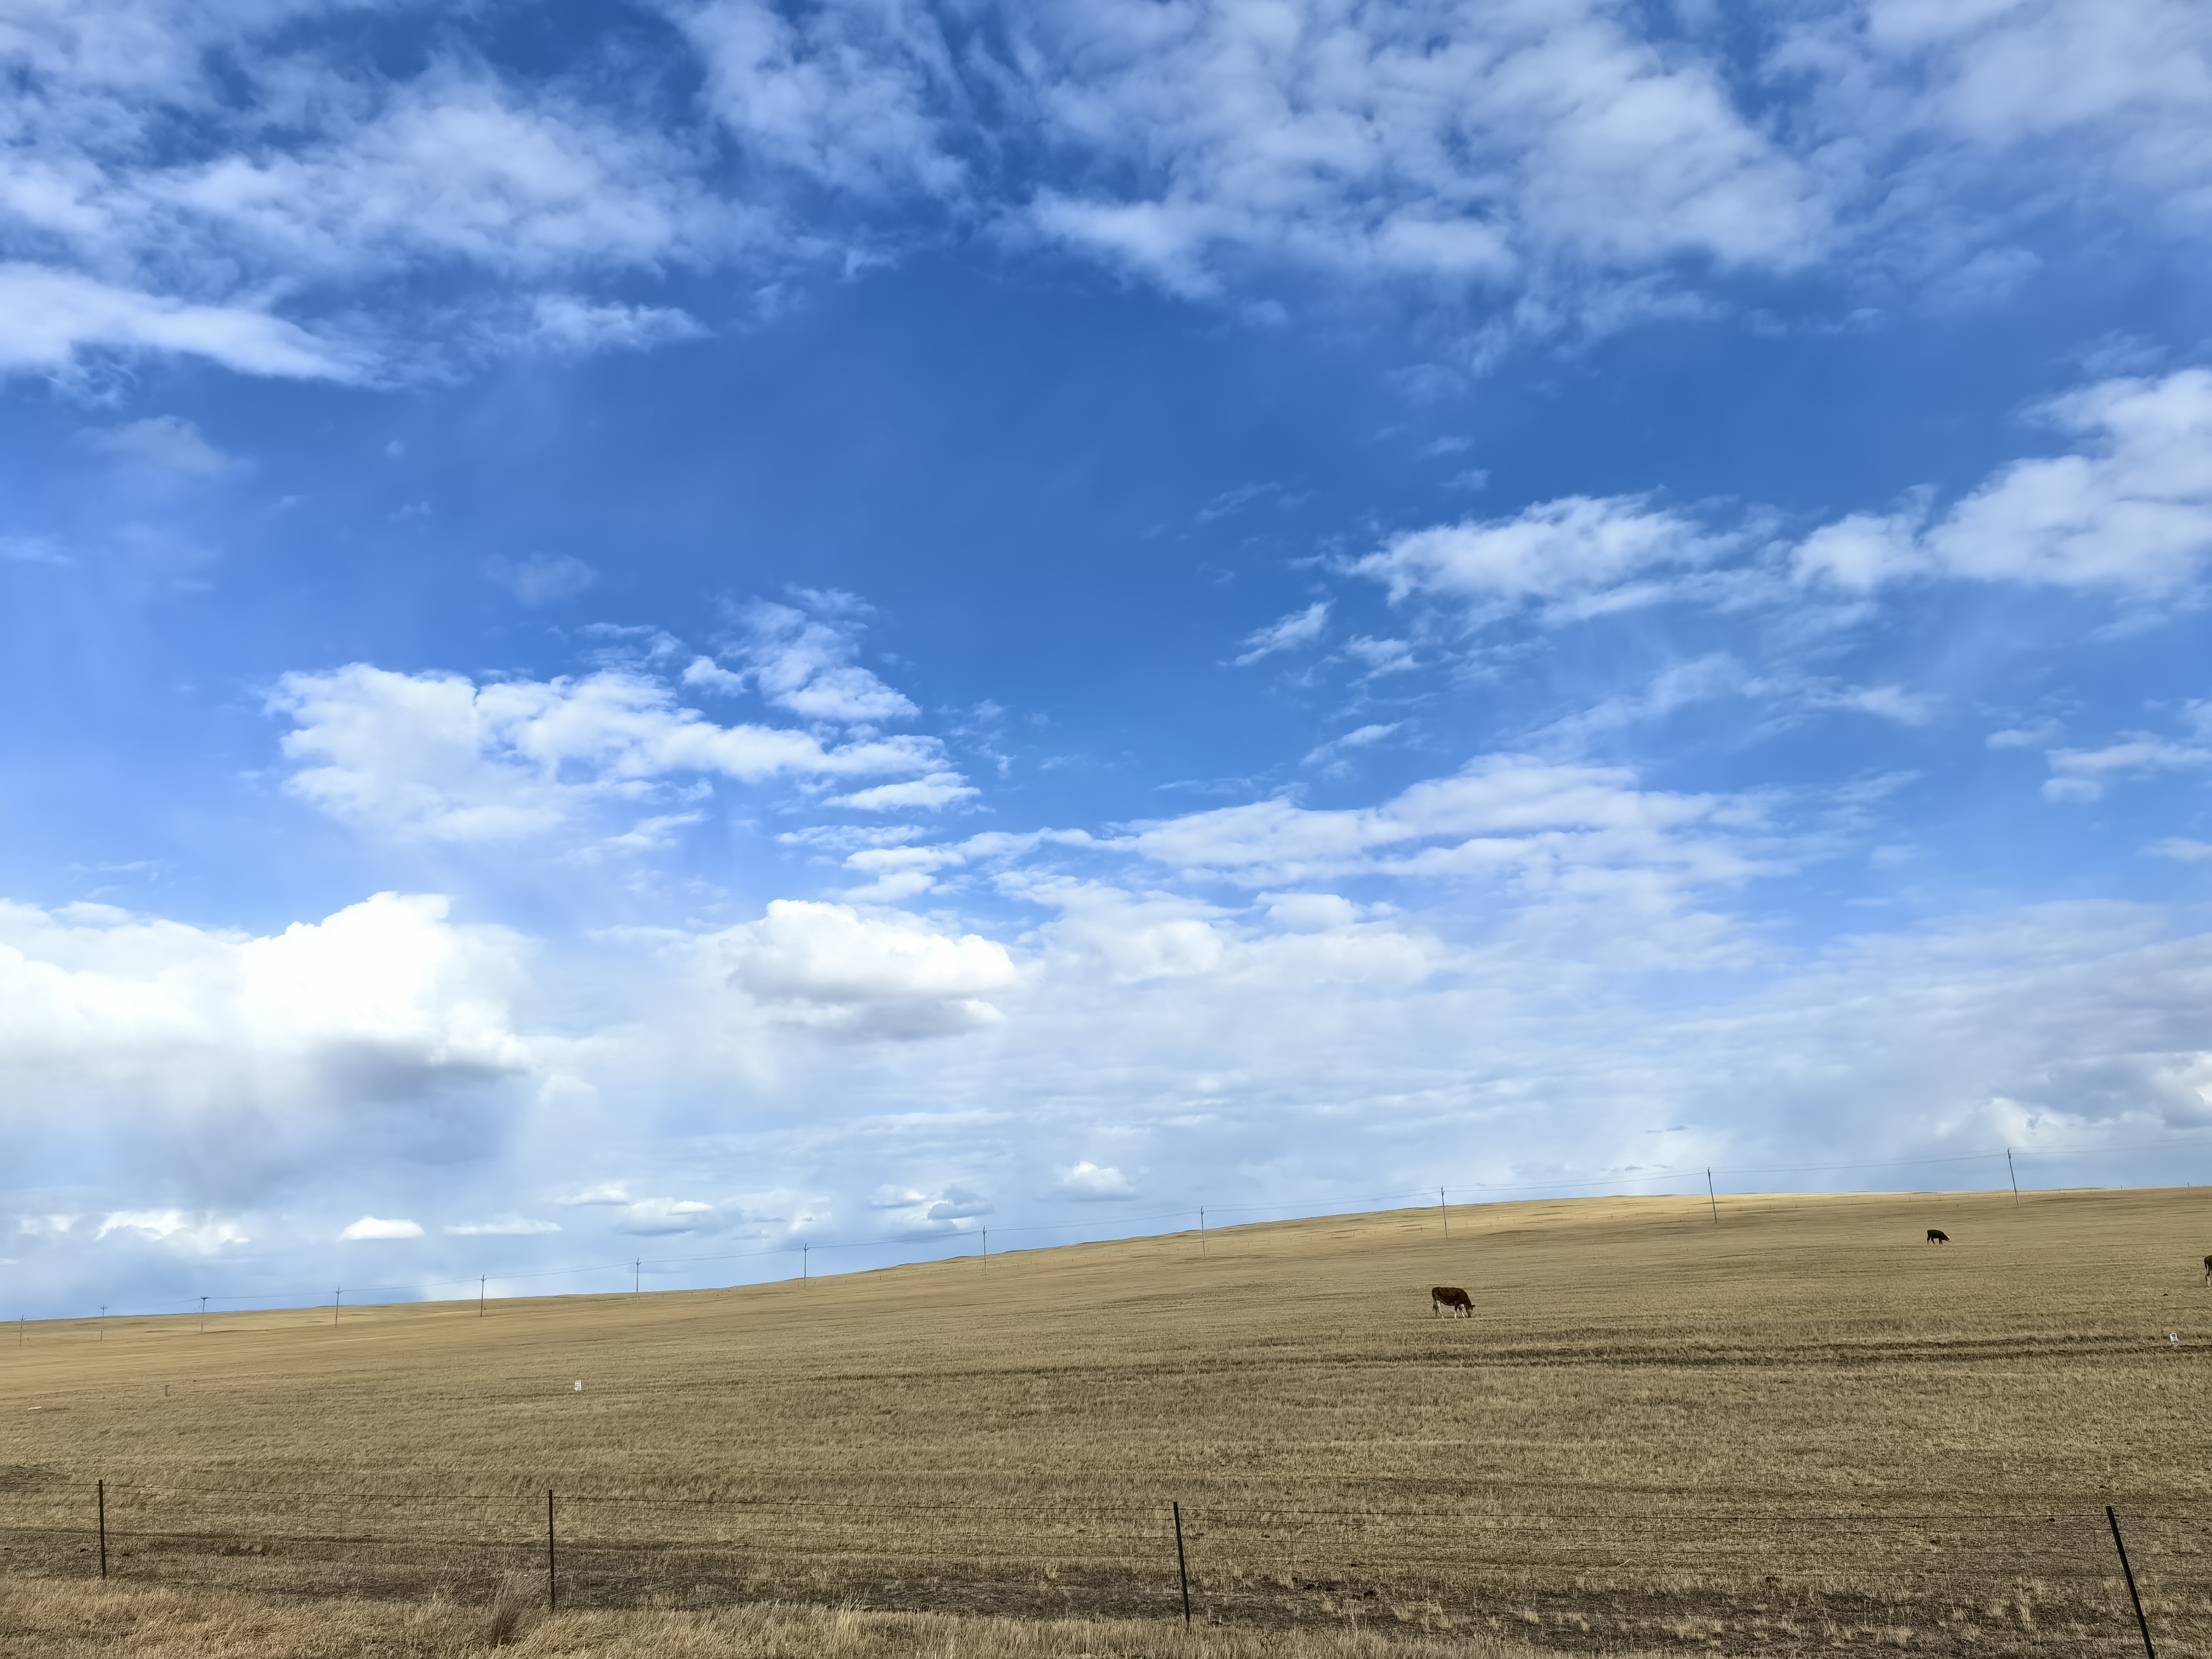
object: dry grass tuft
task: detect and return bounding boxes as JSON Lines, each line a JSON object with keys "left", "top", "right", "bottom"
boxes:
{"left": 1, "top": 1580, "right": 1557, "bottom": 1659}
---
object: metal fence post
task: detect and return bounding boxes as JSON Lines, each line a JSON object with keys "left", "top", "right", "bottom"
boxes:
{"left": 2107, "top": 1506, "right": 2156, "bottom": 1659}
{"left": 97, "top": 1479, "right": 106, "bottom": 1580}
{"left": 1173, "top": 1501, "right": 1192, "bottom": 1628}
{"left": 547, "top": 1489, "right": 557, "bottom": 1611}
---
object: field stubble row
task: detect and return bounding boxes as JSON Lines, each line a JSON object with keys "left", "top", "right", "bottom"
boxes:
{"left": 6, "top": 1186, "right": 2211, "bottom": 1655}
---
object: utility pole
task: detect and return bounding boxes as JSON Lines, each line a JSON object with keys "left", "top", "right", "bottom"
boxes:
{"left": 479, "top": 1275, "right": 486, "bottom": 1317}
{"left": 1707, "top": 1169, "right": 1718, "bottom": 1224}
{"left": 634, "top": 1259, "right": 640, "bottom": 1295}
{"left": 1440, "top": 1187, "right": 1449, "bottom": 1239}
{"left": 333, "top": 1288, "right": 340, "bottom": 1326}
{"left": 980, "top": 1227, "right": 987, "bottom": 1262}
{"left": 99, "top": 1306, "right": 106, "bottom": 1342}
{"left": 802, "top": 1243, "right": 808, "bottom": 1284}
{"left": 2007, "top": 1147, "right": 2020, "bottom": 1207}
{"left": 1199, "top": 1206, "right": 1206, "bottom": 1257}
{"left": 199, "top": 1296, "right": 208, "bottom": 1333}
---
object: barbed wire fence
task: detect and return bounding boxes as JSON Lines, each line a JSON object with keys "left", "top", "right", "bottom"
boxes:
{"left": 1, "top": 1474, "right": 2206, "bottom": 1645}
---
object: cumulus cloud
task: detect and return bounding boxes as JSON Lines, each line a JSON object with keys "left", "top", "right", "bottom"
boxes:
{"left": 720, "top": 899, "right": 1019, "bottom": 1036}
{"left": 729, "top": 600, "right": 920, "bottom": 725}
{"left": 1796, "top": 371, "right": 2212, "bottom": 595}
{"left": 269, "top": 663, "right": 950, "bottom": 842}
{"left": 339, "top": 1214, "right": 423, "bottom": 1239}
{"left": 0, "top": 892, "right": 530, "bottom": 1087}
{"left": 1354, "top": 496, "right": 1736, "bottom": 613}
{"left": 95, "top": 1210, "right": 250, "bottom": 1253}
{"left": 1054, "top": 1160, "right": 1136, "bottom": 1201}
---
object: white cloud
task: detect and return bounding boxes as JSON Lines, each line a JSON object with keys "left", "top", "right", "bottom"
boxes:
{"left": 1811, "top": 684, "right": 1938, "bottom": 726}
{"left": 1054, "top": 1160, "right": 1135, "bottom": 1201}
{"left": 0, "top": 263, "right": 358, "bottom": 380}
{"left": 1797, "top": 371, "right": 2212, "bottom": 595}
{"left": 485, "top": 554, "right": 599, "bottom": 607}
{"left": 669, "top": 0, "right": 964, "bottom": 197}
{"left": 925, "top": 1185, "right": 991, "bottom": 1220}
{"left": 1008, "top": 0, "right": 1825, "bottom": 309}
{"left": 339, "top": 1214, "right": 423, "bottom": 1239}
{"left": 1234, "top": 601, "right": 1330, "bottom": 666}
{"left": 1304, "top": 723, "right": 1401, "bottom": 768}
{"left": 720, "top": 899, "right": 1018, "bottom": 1036}
{"left": 443, "top": 1216, "right": 560, "bottom": 1235}
{"left": 612, "top": 1197, "right": 717, "bottom": 1235}
{"left": 2043, "top": 737, "right": 2211, "bottom": 802}
{"left": 732, "top": 600, "right": 920, "bottom": 724}
{"left": 1793, "top": 0, "right": 2212, "bottom": 234}
{"left": 0, "top": 891, "right": 531, "bottom": 1087}
{"left": 1262, "top": 892, "right": 1364, "bottom": 932}
{"left": 95, "top": 1210, "right": 251, "bottom": 1253}
{"left": 90, "top": 415, "right": 234, "bottom": 476}
{"left": 2150, "top": 838, "right": 2212, "bottom": 861}
{"left": 1121, "top": 754, "right": 1769, "bottom": 896}
{"left": 1354, "top": 495, "right": 1734, "bottom": 611}
{"left": 832, "top": 773, "right": 978, "bottom": 812}
{"left": 269, "top": 664, "right": 949, "bottom": 842}
{"left": 523, "top": 296, "right": 706, "bottom": 356}
{"left": 153, "top": 72, "right": 721, "bottom": 282}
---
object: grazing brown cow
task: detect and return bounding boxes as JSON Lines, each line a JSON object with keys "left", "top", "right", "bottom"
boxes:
{"left": 1432, "top": 1286, "right": 1473, "bottom": 1318}
{"left": 1926, "top": 1229, "right": 1950, "bottom": 1244}
{"left": 2202, "top": 1254, "right": 2210, "bottom": 1285}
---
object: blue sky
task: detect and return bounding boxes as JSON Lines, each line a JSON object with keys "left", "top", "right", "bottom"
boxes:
{"left": 7, "top": 0, "right": 2212, "bottom": 1317}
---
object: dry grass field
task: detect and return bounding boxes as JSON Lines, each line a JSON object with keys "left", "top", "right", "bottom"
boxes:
{"left": 4, "top": 1186, "right": 2210, "bottom": 1658}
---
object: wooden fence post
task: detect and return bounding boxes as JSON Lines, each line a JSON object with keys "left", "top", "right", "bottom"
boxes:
{"left": 97, "top": 1480, "right": 106, "bottom": 1580}
{"left": 547, "top": 1489, "right": 557, "bottom": 1611}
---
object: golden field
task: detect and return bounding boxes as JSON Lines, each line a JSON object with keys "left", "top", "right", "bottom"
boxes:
{"left": 4, "top": 1186, "right": 2210, "bottom": 1657}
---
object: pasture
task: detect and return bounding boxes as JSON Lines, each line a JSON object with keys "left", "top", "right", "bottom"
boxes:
{"left": 4, "top": 1186, "right": 2210, "bottom": 1657}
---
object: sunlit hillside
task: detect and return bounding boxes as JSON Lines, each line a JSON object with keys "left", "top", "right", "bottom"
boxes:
{"left": 6, "top": 1187, "right": 2209, "bottom": 1657}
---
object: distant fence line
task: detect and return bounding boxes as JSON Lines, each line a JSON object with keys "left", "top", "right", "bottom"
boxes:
{"left": 0, "top": 1474, "right": 2201, "bottom": 1642}
{"left": 13, "top": 1131, "right": 2212, "bottom": 1327}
